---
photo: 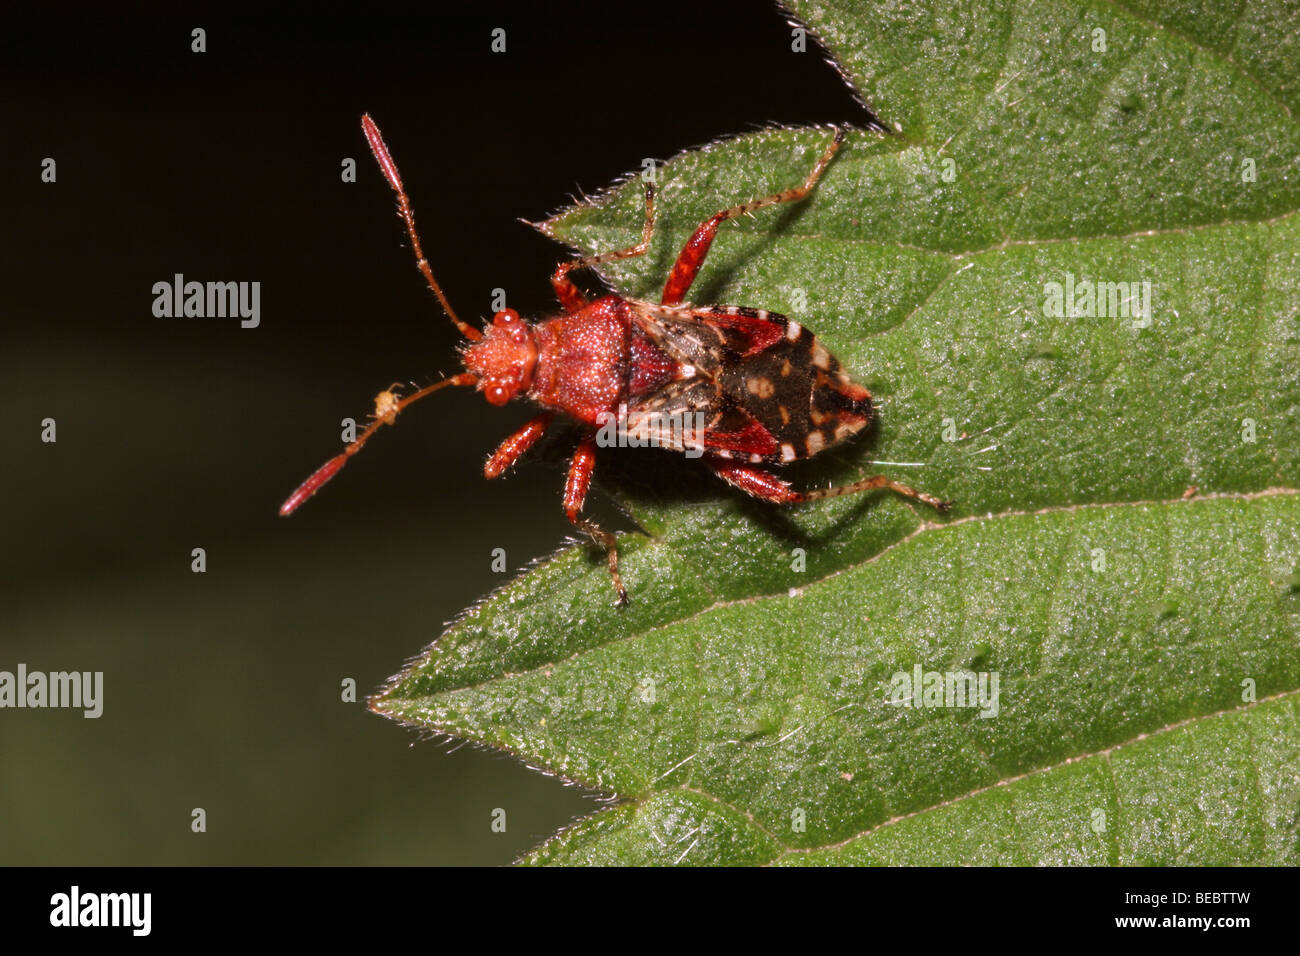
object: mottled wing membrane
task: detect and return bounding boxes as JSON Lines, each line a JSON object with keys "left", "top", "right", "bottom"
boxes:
{"left": 719, "top": 323, "right": 872, "bottom": 462}
{"left": 629, "top": 304, "right": 731, "bottom": 376}
{"left": 629, "top": 300, "right": 874, "bottom": 465}
{"left": 621, "top": 378, "right": 720, "bottom": 453}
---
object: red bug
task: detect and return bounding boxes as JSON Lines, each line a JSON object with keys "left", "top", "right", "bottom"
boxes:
{"left": 280, "top": 115, "right": 950, "bottom": 604}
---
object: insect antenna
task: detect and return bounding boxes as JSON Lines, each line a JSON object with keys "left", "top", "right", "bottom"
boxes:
{"left": 279, "top": 372, "right": 477, "bottom": 516}
{"left": 361, "top": 114, "right": 483, "bottom": 343}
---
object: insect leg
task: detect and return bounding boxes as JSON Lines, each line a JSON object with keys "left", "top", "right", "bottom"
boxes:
{"left": 706, "top": 456, "right": 951, "bottom": 512}
{"left": 484, "top": 412, "right": 555, "bottom": 479}
{"left": 563, "top": 433, "right": 628, "bottom": 605}
{"left": 661, "top": 128, "right": 845, "bottom": 306}
{"left": 551, "top": 183, "right": 655, "bottom": 313}
{"left": 705, "top": 457, "right": 800, "bottom": 502}
{"left": 361, "top": 115, "right": 483, "bottom": 342}
{"left": 795, "top": 473, "right": 952, "bottom": 512}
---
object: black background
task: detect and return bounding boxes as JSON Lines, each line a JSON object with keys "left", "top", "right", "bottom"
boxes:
{"left": 0, "top": 2, "right": 871, "bottom": 864}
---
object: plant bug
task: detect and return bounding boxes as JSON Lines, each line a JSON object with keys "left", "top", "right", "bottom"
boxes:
{"left": 280, "top": 115, "right": 951, "bottom": 604}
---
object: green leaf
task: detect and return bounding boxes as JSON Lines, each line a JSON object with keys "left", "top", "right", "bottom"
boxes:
{"left": 372, "top": 0, "right": 1300, "bottom": 865}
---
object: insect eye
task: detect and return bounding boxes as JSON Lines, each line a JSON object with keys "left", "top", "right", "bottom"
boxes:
{"left": 485, "top": 382, "right": 511, "bottom": 406}
{"left": 493, "top": 308, "right": 521, "bottom": 327}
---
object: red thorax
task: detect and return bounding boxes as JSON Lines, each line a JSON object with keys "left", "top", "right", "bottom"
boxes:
{"left": 468, "top": 296, "right": 677, "bottom": 424}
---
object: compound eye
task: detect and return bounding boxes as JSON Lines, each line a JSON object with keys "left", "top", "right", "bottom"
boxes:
{"left": 493, "top": 308, "right": 521, "bottom": 327}
{"left": 485, "top": 382, "right": 511, "bottom": 406}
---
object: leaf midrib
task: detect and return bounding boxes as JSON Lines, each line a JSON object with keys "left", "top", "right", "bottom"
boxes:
{"left": 384, "top": 488, "right": 1300, "bottom": 747}
{"left": 768, "top": 686, "right": 1300, "bottom": 863}
{"left": 520, "top": 685, "right": 1300, "bottom": 864}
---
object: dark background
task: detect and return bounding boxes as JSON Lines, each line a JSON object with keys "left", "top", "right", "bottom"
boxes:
{"left": 1, "top": 1, "right": 869, "bottom": 864}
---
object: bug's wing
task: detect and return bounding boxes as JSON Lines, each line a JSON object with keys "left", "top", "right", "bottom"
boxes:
{"left": 716, "top": 333, "right": 873, "bottom": 456}
{"left": 629, "top": 305, "right": 730, "bottom": 376}
{"left": 625, "top": 377, "right": 781, "bottom": 461}
{"left": 629, "top": 302, "right": 873, "bottom": 463}
{"left": 629, "top": 304, "right": 789, "bottom": 376}
{"left": 621, "top": 378, "right": 720, "bottom": 453}
{"left": 702, "top": 405, "right": 782, "bottom": 459}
